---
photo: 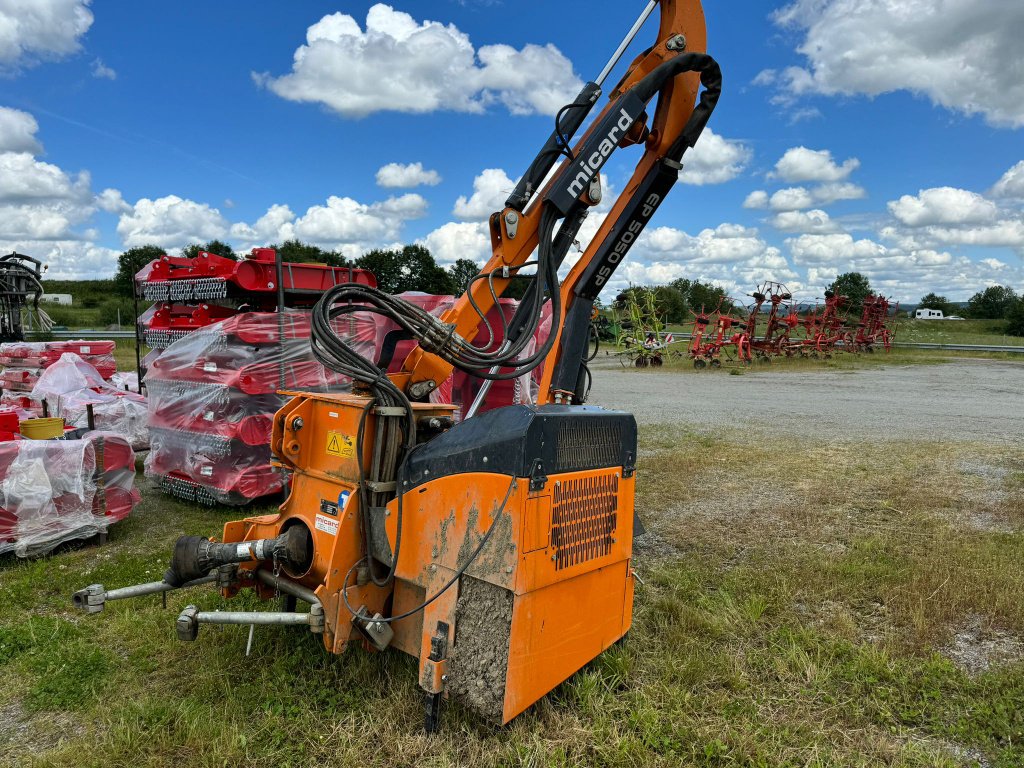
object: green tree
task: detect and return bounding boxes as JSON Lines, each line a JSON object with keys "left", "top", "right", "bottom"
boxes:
{"left": 447, "top": 259, "right": 480, "bottom": 293}
{"left": 685, "top": 280, "right": 733, "bottom": 314}
{"left": 653, "top": 285, "right": 687, "bottom": 323}
{"left": 114, "top": 245, "right": 165, "bottom": 297}
{"left": 966, "top": 285, "right": 1018, "bottom": 319}
{"left": 269, "top": 239, "right": 349, "bottom": 267}
{"left": 827, "top": 272, "right": 873, "bottom": 312}
{"left": 356, "top": 245, "right": 454, "bottom": 295}
{"left": 1006, "top": 298, "right": 1024, "bottom": 337}
{"left": 181, "top": 239, "right": 237, "bottom": 260}
{"left": 917, "top": 292, "right": 954, "bottom": 316}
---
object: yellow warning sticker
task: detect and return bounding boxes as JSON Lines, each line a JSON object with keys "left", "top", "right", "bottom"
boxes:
{"left": 326, "top": 431, "right": 355, "bottom": 458}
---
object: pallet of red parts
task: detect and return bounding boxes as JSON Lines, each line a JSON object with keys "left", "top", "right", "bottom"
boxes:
{"left": 144, "top": 311, "right": 375, "bottom": 505}
{"left": 0, "top": 432, "right": 139, "bottom": 557}
{"left": 0, "top": 340, "right": 118, "bottom": 379}
{"left": 137, "top": 248, "right": 377, "bottom": 303}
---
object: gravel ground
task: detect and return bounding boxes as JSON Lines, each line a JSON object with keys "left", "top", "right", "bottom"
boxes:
{"left": 588, "top": 358, "right": 1024, "bottom": 443}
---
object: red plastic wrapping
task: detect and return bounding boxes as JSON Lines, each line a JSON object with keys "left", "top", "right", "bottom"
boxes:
{"left": 0, "top": 341, "right": 117, "bottom": 379}
{"left": 144, "top": 311, "right": 374, "bottom": 505}
{"left": 0, "top": 432, "right": 138, "bottom": 557}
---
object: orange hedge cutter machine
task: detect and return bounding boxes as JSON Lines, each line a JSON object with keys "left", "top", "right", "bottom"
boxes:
{"left": 75, "top": 0, "right": 720, "bottom": 730}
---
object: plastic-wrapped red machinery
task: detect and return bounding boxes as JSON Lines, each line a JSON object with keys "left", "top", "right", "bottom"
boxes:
{"left": 27, "top": 353, "right": 149, "bottom": 449}
{"left": 144, "top": 296, "right": 539, "bottom": 506}
{"left": 0, "top": 340, "right": 117, "bottom": 391}
{"left": 144, "top": 311, "right": 376, "bottom": 504}
{"left": 0, "top": 431, "right": 139, "bottom": 557}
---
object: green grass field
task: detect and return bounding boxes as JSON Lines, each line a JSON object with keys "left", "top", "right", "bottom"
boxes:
{"left": 890, "top": 318, "right": 1019, "bottom": 347}
{"left": 1, "top": 431, "right": 1020, "bottom": 767}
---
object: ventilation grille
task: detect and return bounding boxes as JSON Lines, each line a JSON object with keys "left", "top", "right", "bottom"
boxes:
{"left": 551, "top": 472, "right": 618, "bottom": 570}
{"left": 554, "top": 420, "right": 622, "bottom": 472}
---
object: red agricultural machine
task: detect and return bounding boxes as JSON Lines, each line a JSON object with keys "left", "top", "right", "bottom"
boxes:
{"left": 686, "top": 283, "right": 896, "bottom": 368}
{"left": 744, "top": 281, "right": 794, "bottom": 361}
{"left": 852, "top": 294, "right": 898, "bottom": 352}
{"left": 688, "top": 302, "right": 751, "bottom": 368}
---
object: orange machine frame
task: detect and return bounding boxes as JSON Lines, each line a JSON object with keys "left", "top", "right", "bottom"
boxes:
{"left": 220, "top": 0, "right": 710, "bottom": 724}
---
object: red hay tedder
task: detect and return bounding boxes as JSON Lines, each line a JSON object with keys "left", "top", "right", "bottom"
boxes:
{"left": 686, "top": 282, "right": 897, "bottom": 368}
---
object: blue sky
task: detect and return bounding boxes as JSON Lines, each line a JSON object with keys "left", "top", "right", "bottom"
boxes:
{"left": 0, "top": 0, "right": 1022, "bottom": 303}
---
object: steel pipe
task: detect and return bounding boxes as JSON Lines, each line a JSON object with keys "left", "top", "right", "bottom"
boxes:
{"left": 255, "top": 569, "right": 321, "bottom": 607}
{"left": 72, "top": 574, "right": 217, "bottom": 613}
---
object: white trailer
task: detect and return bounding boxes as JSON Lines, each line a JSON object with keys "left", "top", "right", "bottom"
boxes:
{"left": 40, "top": 293, "right": 73, "bottom": 306}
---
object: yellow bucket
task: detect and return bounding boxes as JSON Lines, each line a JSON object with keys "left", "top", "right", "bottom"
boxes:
{"left": 20, "top": 417, "right": 65, "bottom": 440}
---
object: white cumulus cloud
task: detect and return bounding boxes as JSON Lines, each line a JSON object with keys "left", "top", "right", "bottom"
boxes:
{"left": 0, "top": 107, "right": 42, "bottom": 153}
{"left": 745, "top": 183, "right": 865, "bottom": 211}
{"left": 254, "top": 4, "right": 582, "bottom": 118}
{"left": 771, "top": 146, "right": 859, "bottom": 183}
{"left": 116, "top": 195, "right": 229, "bottom": 249}
{"left": 419, "top": 221, "right": 490, "bottom": 265}
{"left": 0, "top": 0, "right": 93, "bottom": 71}
{"left": 0, "top": 152, "right": 91, "bottom": 204}
{"left": 453, "top": 168, "right": 517, "bottom": 221}
{"left": 768, "top": 209, "right": 841, "bottom": 233}
{"left": 678, "top": 129, "right": 751, "bottom": 186}
{"left": 375, "top": 161, "right": 442, "bottom": 188}
{"left": 765, "top": 0, "right": 1024, "bottom": 128}
{"left": 991, "top": 161, "right": 1024, "bottom": 199}
{"left": 888, "top": 187, "right": 999, "bottom": 227}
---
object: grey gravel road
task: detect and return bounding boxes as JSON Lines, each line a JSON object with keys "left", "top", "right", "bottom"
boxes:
{"left": 587, "top": 358, "right": 1024, "bottom": 443}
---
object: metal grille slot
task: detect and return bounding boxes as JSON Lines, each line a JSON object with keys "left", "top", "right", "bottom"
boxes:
{"left": 554, "top": 421, "right": 622, "bottom": 472}
{"left": 551, "top": 472, "right": 618, "bottom": 570}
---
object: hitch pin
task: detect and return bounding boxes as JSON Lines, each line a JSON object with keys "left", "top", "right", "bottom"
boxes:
{"left": 595, "top": 0, "right": 658, "bottom": 87}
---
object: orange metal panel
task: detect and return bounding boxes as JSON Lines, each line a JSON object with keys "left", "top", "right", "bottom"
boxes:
{"left": 386, "top": 472, "right": 520, "bottom": 591}
{"left": 389, "top": 580, "right": 426, "bottom": 657}
{"left": 502, "top": 560, "right": 633, "bottom": 722}
{"left": 523, "top": 494, "right": 551, "bottom": 553}
{"left": 517, "top": 469, "right": 634, "bottom": 595}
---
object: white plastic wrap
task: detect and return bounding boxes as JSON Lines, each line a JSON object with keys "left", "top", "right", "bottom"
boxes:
{"left": 0, "top": 432, "right": 139, "bottom": 557}
{"left": 30, "top": 353, "right": 110, "bottom": 406}
{"left": 61, "top": 390, "right": 149, "bottom": 450}
{"left": 28, "top": 353, "right": 149, "bottom": 449}
{"left": 109, "top": 371, "right": 140, "bottom": 391}
{"left": 0, "top": 439, "right": 98, "bottom": 557}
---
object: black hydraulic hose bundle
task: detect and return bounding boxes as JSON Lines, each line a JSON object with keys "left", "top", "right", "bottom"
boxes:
{"left": 310, "top": 206, "right": 562, "bottom": 384}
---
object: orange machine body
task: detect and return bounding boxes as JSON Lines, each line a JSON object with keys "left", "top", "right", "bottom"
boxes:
{"left": 223, "top": 390, "right": 637, "bottom": 723}
{"left": 212, "top": 0, "right": 710, "bottom": 726}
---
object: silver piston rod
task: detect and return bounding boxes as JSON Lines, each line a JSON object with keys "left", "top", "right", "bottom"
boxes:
{"left": 595, "top": 0, "right": 658, "bottom": 86}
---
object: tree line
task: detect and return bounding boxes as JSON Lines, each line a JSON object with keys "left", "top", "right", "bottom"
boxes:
{"left": 55, "top": 246, "right": 1024, "bottom": 338}
{"left": 918, "top": 286, "right": 1023, "bottom": 335}
{"left": 612, "top": 272, "right": 875, "bottom": 326}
